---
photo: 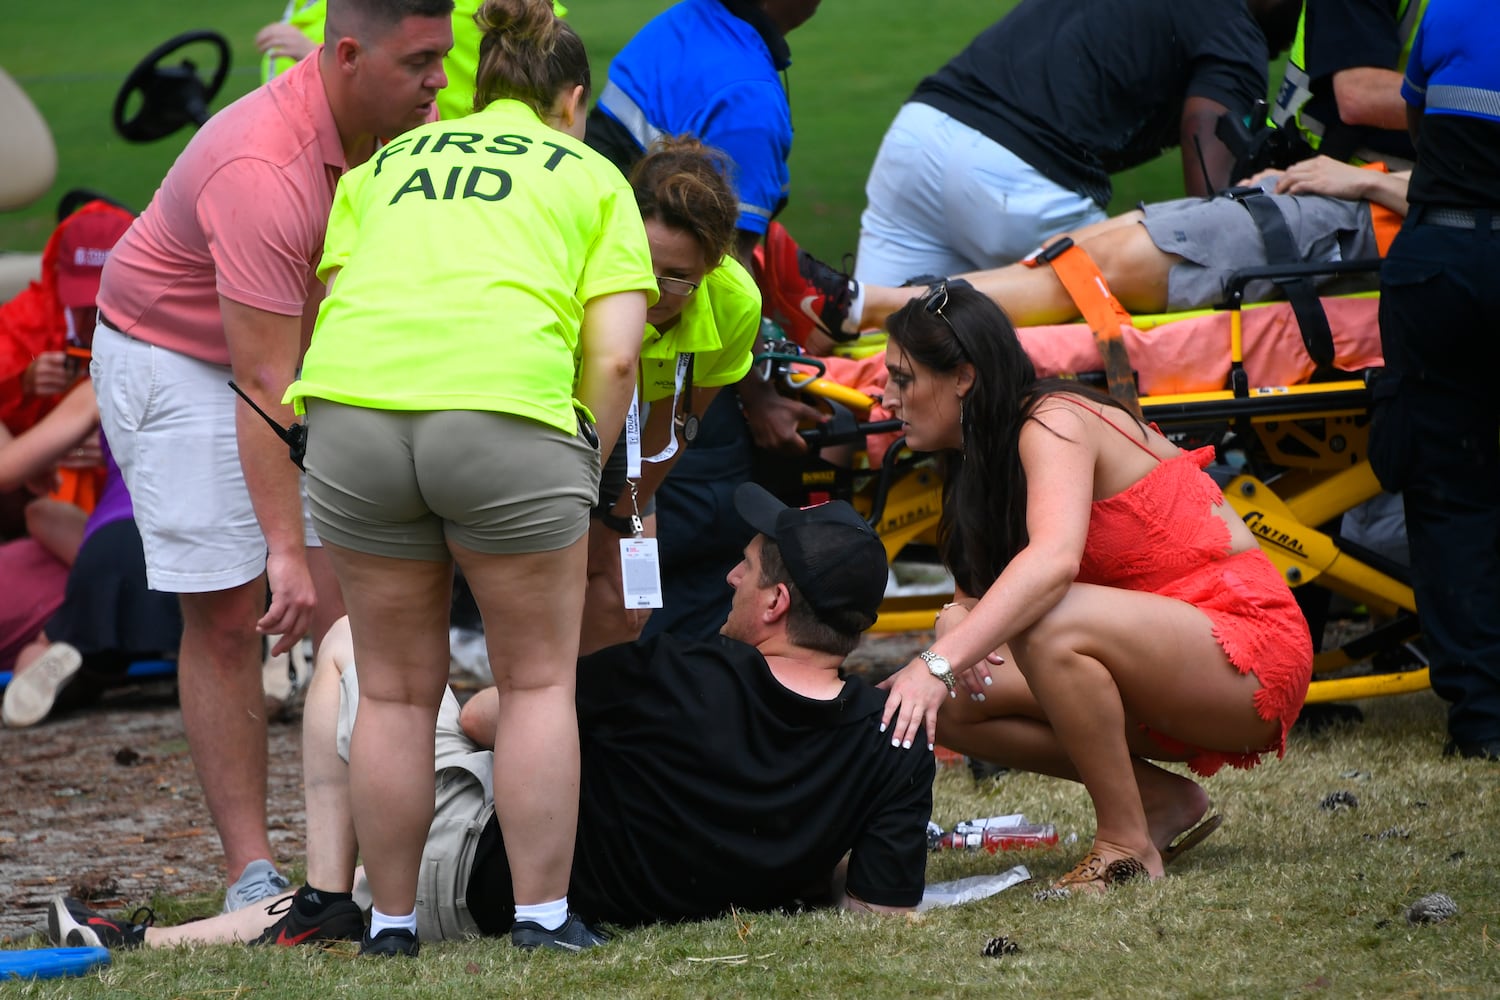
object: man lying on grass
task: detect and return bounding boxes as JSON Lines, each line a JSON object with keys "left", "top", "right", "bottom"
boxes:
{"left": 49, "top": 486, "right": 933, "bottom": 953}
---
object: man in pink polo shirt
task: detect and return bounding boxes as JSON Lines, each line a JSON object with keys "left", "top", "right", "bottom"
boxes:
{"left": 89, "top": 0, "right": 454, "bottom": 911}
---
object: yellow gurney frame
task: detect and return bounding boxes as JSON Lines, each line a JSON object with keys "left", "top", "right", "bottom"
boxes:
{"left": 782, "top": 262, "right": 1425, "bottom": 705}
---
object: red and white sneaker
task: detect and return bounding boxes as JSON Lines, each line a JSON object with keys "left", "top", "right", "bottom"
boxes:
{"left": 760, "top": 222, "right": 858, "bottom": 347}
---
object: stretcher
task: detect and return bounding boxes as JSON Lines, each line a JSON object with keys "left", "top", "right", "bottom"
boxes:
{"left": 769, "top": 259, "right": 1426, "bottom": 706}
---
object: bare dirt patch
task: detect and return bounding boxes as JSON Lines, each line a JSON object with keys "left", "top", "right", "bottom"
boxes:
{"left": 0, "top": 679, "right": 306, "bottom": 942}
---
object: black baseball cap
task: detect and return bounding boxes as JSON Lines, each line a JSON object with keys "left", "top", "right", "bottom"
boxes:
{"left": 733, "top": 483, "right": 889, "bottom": 626}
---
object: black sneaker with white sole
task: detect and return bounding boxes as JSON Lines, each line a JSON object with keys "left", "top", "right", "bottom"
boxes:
{"left": 510, "top": 912, "right": 609, "bottom": 952}
{"left": 48, "top": 896, "right": 152, "bottom": 950}
{"left": 359, "top": 927, "right": 420, "bottom": 957}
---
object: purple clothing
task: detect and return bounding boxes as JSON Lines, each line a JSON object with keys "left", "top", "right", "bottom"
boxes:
{"left": 82, "top": 433, "right": 131, "bottom": 543}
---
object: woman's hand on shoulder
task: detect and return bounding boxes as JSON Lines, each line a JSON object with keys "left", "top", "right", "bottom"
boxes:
{"left": 877, "top": 659, "right": 953, "bottom": 751}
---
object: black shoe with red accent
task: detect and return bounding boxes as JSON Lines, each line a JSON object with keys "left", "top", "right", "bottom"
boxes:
{"left": 761, "top": 222, "right": 857, "bottom": 347}
{"left": 251, "top": 884, "right": 365, "bottom": 947}
{"left": 48, "top": 896, "right": 152, "bottom": 950}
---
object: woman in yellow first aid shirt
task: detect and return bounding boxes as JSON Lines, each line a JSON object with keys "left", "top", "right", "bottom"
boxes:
{"left": 580, "top": 136, "right": 761, "bottom": 655}
{"left": 286, "top": 0, "right": 654, "bottom": 954}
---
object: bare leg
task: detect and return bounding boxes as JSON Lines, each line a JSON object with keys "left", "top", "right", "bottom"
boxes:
{"left": 578, "top": 512, "right": 655, "bottom": 656}
{"left": 323, "top": 543, "right": 452, "bottom": 918}
{"left": 457, "top": 535, "right": 588, "bottom": 906}
{"left": 860, "top": 212, "right": 1181, "bottom": 330}
{"left": 306, "top": 544, "right": 346, "bottom": 650}
{"left": 14, "top": 631, "right": 50, "bottom": 670}
{"left": 1008, "top": 583, "right": 1277, "bottom": 878}
{"left": 143, "top": 618, "right": 361, "bottom": 948}
{"left": 22, "top": 498, "right": 87, "bottom": 566}
{"left": 300, "top": 617, "right": 358, "bottom": 893}
{"left": 938, "top": 662, "right": 1211, "bottom": 853}
{"left": 144, "top": 890, "right": 295, "bottom": 947}
{"left": 177, "top": 581, "right": 277, "bottom": 882}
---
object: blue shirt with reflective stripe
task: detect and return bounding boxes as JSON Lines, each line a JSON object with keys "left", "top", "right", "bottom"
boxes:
{"left": 597, "top": 0, "right": 791, "bottom": 234}
{"left": 1401, "top": 0, "right": 1500, "bottom": 208}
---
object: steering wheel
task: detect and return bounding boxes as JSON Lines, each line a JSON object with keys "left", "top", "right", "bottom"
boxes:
{"left": 113, "top": 30, "right": 231, "bottom": 143}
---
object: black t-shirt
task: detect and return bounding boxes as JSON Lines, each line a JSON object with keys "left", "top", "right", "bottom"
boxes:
{"left": 466, "top": 634, "right": 933, "bottom": 930}
{"left": 1406, "top": 115, "right": 1500, "bottom": 208}
{"left": 910, "top": 0, "right": 1270, "bottom": 207}
{"left": 1303, "top": 0, "right": 1417, "bottom": 162}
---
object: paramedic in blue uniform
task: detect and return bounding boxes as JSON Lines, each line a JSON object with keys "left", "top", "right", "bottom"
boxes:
{"left": 585, "top": 0, "right": 830, "bottom": 641}
{"left": 1371, "top": 0, "right": 1500, "bottom": 761}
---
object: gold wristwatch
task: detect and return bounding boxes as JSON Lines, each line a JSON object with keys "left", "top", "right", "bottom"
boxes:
{"left": 918, "top": 650, "right": 957, "bottom": 692}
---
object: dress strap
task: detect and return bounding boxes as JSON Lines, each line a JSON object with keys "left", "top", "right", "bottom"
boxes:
{"left": 1050, "top": 394, "right": 1160, "bottom": 460}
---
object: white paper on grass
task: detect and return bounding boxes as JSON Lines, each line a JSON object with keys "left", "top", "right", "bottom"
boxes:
{"left": 916, "top": 866, "right": 1032, "bottom": 911}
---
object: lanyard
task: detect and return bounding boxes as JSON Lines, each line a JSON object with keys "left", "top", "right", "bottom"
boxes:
{"left": 625, "top": 351, "right": 692, "bottom": 477}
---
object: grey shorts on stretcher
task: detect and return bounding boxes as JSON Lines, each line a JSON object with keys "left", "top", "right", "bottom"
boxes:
{"left": 337, "top": 664, "right": 493, "bottom": 942}
{"left": 1141, "top": 192, "right": 1379, "bottom": 312}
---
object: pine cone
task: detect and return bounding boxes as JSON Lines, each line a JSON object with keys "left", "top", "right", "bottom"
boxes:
{"left": 1406, "top": 893, "right": 1459, "bottom": 925}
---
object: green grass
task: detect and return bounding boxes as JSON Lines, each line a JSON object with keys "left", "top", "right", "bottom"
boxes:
{"left": 4, "top": 0, "right": 1195, "bottom": 260}
{"left": 9, "top": 689, "right": 1500, "bottom": 998}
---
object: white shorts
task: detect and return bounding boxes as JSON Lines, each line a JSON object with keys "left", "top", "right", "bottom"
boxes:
{"left": 336, "top": 664, "right": 491, "bottom": 941}
{"left": 856, "top": 101, "right": 1108, "bottom": 284}
{"left": 90, "top": 322, "right": 319, "bottom": 594}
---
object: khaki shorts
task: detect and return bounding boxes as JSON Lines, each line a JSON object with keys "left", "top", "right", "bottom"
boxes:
{"left": 304, "top": 401, "right": 601, "bottom": 561}
{"left": 1141, "top": 193, "right": 1378, "bottom": 311}
{"left": 337, "top": 665, "right": 493, "bottom": 941}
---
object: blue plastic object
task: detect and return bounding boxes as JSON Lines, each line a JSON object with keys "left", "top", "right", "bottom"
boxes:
{"left": 0, "top": 946, "right": 111, "bottom": 980}
{"left": 0, "top": 658, "right": 175, "bottom": 692}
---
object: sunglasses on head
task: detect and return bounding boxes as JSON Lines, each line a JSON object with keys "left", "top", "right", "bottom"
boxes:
{"left": 918, "top": 280, "right": 972, "bottom": 361}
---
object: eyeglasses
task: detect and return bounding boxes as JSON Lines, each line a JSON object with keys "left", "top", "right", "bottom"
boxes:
{"left": 655, "top": 274, "right": 700, "bottom": 297}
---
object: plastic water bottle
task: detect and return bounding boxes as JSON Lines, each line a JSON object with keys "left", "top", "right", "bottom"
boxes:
{"left": 933, "top": 819, "right": 1058, "bottom": 853}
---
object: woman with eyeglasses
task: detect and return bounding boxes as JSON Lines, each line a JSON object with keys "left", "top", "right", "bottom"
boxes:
{"left": 874, "top": 281, "right": 1313, "bottom": 895}
{"left": 283, "top": 0, "right": 655, "bottom": 954}
{"left": 579, "top": 136, "right": 760, "bottom": 655}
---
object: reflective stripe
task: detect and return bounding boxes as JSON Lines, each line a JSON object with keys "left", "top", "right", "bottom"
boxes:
{"left": 1427, "top": 84, "right": 1500, "bottom": 121}
{"left": 1397, "top": 0, "right": 1425, "bottom": 47}
{"left": 598, "top": 81, "right": 667, "bottom": 152}
{"left": 738, "top": 200, "right": 772, "bottom": 221}
{"left": 1277, "top": 0, "right": 1427, "bottom": 146}
{"left": 1271, "top": 62, "right": 1314, "bottom": 129}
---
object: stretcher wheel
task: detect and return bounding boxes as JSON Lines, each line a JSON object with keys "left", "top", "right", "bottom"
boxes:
{"left": 113, "top": 30, "right": 230, "bottom": 143}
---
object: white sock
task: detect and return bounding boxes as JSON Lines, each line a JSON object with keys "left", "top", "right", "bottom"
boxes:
{"left": 514, "top": 897, "right": 568, "bottom": 931}
{"left": 369, "top": 907, "right": 417, "bottom": 937}
{"left": 844, "top": 282, "right": 865, "bottom": 335}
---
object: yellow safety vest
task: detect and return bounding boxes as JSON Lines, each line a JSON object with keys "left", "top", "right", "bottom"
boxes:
{"left": 1271, "top": 0, "right": 1427, "bottom": 149}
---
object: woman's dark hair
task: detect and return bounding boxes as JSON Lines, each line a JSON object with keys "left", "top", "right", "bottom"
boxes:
{"left": 472, "top": 0, "right": 589, "bottom": 115}
{"left": 628, "top": 136, "right": 739, "bottom": 268}
{"left": 885, "top": 283, "right": 1133, "bottom": 595}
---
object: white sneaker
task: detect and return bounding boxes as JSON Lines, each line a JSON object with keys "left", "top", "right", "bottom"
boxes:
{"left": 222, "top": 859, "right": 290, "bottom": 913}
{"left": 3, "top": 642, "right": 83, "bottom": 728}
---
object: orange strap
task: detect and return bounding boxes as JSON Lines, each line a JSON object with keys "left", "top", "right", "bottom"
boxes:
{"left": 1024, "top": 238, "right": 1142, "bottom": 416}
{"left": 1357, "top": 162, "right": 1403, "bottom": 257}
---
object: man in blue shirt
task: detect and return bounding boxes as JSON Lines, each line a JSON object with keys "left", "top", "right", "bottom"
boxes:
{"left": 584, "top": 1, "right": 831, "bottom": 642}
{"left": 587, "top": 0, "right": 818, "bottom": 262}
{"left": 1371, "top": 0, "right": 1500, "bottom": 761}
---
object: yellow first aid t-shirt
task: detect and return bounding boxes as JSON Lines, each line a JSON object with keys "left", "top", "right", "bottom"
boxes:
{"left": 638, "top": 254, "right": 760, "bottom": 403}
{"left": 286, "top": 99, "right": 656, "bottom": 434}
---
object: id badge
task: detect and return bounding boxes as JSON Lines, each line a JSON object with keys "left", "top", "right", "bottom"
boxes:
{"left": 619, "top": 537, "right": 664, "bottom": 609}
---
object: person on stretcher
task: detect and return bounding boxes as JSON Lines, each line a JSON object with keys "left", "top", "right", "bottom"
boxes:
{"left": 761, "top": 156, "right": 1410, "bottom": 354}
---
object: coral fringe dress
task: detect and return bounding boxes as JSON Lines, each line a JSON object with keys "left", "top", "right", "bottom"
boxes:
{"left": 1071, "top": 407, "right": 1314, "bottom": 775}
